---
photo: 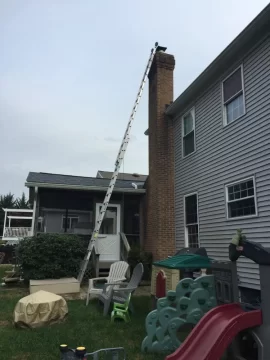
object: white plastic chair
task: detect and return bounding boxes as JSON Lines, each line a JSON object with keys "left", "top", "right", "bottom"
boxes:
{"left": 86, "top": 261, "right": 129, "bottom": 305}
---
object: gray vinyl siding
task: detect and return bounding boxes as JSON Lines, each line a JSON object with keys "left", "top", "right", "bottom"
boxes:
{"left": 174, "top": 35, "right": 270, "bottom": 290}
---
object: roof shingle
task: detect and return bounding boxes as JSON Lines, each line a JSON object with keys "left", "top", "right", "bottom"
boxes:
{"left": 26, "top": 172, "right": 145, "bottom": 190}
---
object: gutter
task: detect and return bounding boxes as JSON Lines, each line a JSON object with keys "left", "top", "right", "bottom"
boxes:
{"left": 25, "top": 182, "right": 146, "bottom": 194}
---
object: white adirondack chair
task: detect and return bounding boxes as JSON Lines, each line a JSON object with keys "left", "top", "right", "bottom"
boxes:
{"left": 86, "top": 261, "right": 129, "bottom": 305}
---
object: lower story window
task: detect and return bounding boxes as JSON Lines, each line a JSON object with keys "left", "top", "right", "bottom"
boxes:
{"left": 184, "top": 193, "right": 199, "bottom": 248}
{"left": 62, "top": 216, "right": 79, "bottom": 229}
{"left": 226, "top": 177, "right": 257, "bottom": 219}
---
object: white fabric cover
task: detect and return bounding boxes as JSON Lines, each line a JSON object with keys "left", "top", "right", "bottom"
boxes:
{"left": 14, "top": 290, "right": 68, "bottom": 328}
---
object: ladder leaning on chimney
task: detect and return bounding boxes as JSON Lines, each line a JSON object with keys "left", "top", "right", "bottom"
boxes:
{"left": 77, "top": 42, "right": 160, "bottom": 283}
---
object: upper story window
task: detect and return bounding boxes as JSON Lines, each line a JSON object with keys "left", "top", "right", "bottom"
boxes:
{"left": 222, "top": 65, "right": 245, "bottom": 125}
{"left": 182, "top": 108, "right": 195, "bottom": 157}
{"left": 226, "top": 177, "right": 257, "bottom": 219}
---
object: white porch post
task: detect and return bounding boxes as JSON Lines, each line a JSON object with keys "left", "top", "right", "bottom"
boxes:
{"left": 31, "top": 186, "right": 38, "bottom": 236}
{"left": 3, "top": 209, "right": 7, "bottom": 237}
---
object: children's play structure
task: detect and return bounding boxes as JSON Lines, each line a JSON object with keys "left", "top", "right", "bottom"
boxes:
{"left": 142, "top": 275, "right": 217, "bottom": 352}
{"left": 141, "top": 238, "right": 270, "bottom": 359}
{"left": 142, "top": 254, "right": 216, "bottom": 352}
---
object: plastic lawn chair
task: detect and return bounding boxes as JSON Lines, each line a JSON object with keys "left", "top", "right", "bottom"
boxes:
{"left": 111, "top": 294, "right": 131, "bottom": 323}
{"left": 98, "top": 262, "right": 144, "bottom": 316}
{"left": 86, "top": 261, "right": 129, "bottom": 305}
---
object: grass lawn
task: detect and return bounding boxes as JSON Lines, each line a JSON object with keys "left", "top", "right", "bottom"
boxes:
{"left": 0, "top": 284, "right": 165, "bottom": 360}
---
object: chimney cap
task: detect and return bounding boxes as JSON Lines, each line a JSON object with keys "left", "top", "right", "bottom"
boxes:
{"left": 156, "top": 45, "right": 167, "bottom": 52}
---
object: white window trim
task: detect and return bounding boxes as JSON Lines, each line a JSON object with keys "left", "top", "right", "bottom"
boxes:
{"left": 222, "top": 64, "right": 246, "bottom": 126}
{"left": 225, "top": 176, "right": 258, "bottom": 220}
{"left": 95, "top": 203, "right": 121, "bottom": 235}
{"left": 61, "top": 215, "right": 79, "bottom": 229}
{"left": 182, "top": 107, "right": 196, "bottom": 158}
{"left": 183, "top": 192, "right": 200, "bottom": 247}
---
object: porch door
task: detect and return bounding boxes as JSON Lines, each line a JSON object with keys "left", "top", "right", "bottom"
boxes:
{"left": 95, "top": 203, "right": 121, "bottom": 262}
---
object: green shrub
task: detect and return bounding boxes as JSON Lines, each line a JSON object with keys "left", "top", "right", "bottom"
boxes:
{"left": 0, "top": 244, "right": 16, "bottom": 264}
{"left": 17, "top": 234, "right": 86, "bottom": 282}
{"left": 127, "top": 246, "right": 152, "bottom": 265}
{"left": 127, "top": 246, "right": 153, "bottom": 281}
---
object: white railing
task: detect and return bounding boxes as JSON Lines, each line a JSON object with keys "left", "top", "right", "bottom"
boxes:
{"left": 3, "top": 227, "right": 32, "bottom": 238}
{"left": 120, "top": 232, "right": 131, "bottom": 262}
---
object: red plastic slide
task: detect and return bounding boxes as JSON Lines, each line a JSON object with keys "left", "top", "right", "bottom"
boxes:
{"left": 166, "top": 303, "right": 262, "bottom": 360}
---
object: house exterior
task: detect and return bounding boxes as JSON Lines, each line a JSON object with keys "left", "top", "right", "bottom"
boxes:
{"left": 1, "top": 171, "right": 145, "bottom": 269}
{"left": 144, "top": 3, "right": 270, "bottom": 297}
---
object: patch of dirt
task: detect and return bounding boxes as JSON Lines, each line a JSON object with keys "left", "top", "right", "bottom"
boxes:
{"left": 62, "top": 289, "right": 87, "bottom": 301}
{"left": 0, "top": 320, "right": 10, "bottom": 326}
{"left": 134, "top": 286, "right": 150, "bottom": 296}
{"left": 0, "top": 289, "right": 28, "bottom": 299}
{"left": 134, "top": 355, "right": 146, "bottom": 360}
{"left": 127, "top": 339, "right": 137, "bottom": 347}
{"left": 11, "top": 353, "right": 31, "bottom": 360}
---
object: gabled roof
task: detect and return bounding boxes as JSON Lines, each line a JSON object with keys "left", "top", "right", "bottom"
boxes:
{"left": 97, "top": 170, "right": 148, "bottom": 182}
{"left": 165, "top": 3, "right": 270, "bottom": 118}
{"left": 25, "top": 172, "right": 145, "bottom": 193}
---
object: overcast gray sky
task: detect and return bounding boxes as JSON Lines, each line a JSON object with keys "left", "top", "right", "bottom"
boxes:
{"left": 0, "top": 0, "right": 269, "bottom": 197}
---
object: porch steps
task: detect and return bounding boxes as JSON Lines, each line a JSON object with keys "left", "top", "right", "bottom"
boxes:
{"left": 98, "top": 268, "right": 110, "bottom": 277}
{"left": 98, "top": 261, "right": 115, "bottom": 277}
{"left": 97, "top": 260, "right": 130, "bottom": 278}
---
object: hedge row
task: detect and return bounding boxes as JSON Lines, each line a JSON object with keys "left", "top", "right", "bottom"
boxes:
{"left": 15, "top": 233, "right": 153, "bottom": 282}
{"left": 17, "top": 234, "right": 87, "bottom": 281}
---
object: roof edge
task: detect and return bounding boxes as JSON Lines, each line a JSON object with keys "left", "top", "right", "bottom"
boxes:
{"left": 25, "top": 181, "right": 146, "bottom": 194}
{"left": 27, "top": 171, "right": 146, "bottom": 183}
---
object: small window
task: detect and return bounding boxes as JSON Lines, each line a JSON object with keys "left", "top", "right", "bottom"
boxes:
{"left": 226, "top": 177, "right": 257, "bottom": 219}
{"left": 184, "top": 193, "right": 199, "bottom": 247}
{"left": 62, "top": 216, "right": 79, "bottom": 229}
{"left": 182, "top": 108, "right": 195, "bottom": 157}
{"left": 222, "top": 66, "right": 245, "bottom": 125}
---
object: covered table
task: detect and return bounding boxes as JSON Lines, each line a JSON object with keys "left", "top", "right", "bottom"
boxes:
{"left": 14, "top": 290, "right": 68, "bottom": 328}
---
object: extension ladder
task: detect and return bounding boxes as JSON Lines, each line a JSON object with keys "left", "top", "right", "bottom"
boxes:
{"left": 77, "top": 42, "right": 159, "bottom": 283}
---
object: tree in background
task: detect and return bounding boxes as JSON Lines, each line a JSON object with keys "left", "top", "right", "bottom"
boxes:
{"left": 0, "top": 193, "right": 16, "bottom": 209}
{"left": 15, "top": 192, "right": 31, "bottom": 209}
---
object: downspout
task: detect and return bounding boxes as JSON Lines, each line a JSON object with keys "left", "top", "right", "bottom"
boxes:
{"left": 65, "top": 208, "right": 68, "bottom": 233}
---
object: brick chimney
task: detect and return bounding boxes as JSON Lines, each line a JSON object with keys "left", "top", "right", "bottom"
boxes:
{"left": 144, "top": 46, "right": 176, "bottom": 260}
